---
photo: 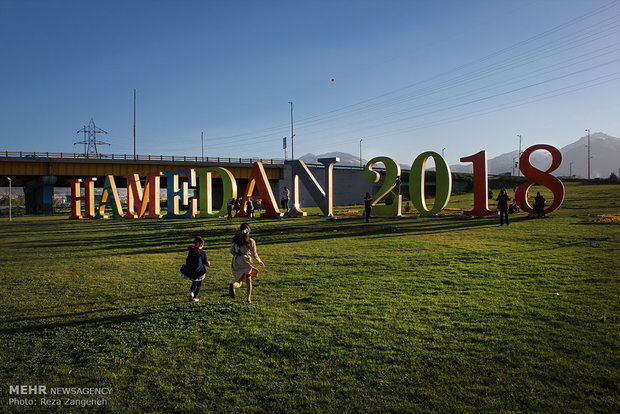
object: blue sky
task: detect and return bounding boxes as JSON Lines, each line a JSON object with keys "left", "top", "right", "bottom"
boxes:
{"left": 1, "top": 0, "right": 619, "bottom": 166}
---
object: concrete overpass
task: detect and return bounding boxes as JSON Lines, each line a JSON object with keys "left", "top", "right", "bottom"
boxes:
{"left": 0, "top": 151, "right": 283, "bottom": 214}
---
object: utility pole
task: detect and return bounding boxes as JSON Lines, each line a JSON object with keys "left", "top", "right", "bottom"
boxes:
{"left": 585, "top": 129, "right": 591, "bottom": 179}
{"left": 133, "top": 89, "right": 137, "bottom": 160}
{"left": 288, "top": 102, "right": 294, "bottom": 160}
{"left": 201, "top": 131, "right": 204, "bottom": 161}
{"left": 360, "top": 139, "right": 363, "bottom": 168}
{"left": 442, "top": 147, "right": 445, "bottom": 157}
{"left": 569, "top": 162, "right": 573, "bottom": 178}
{"left": 283, "top": 137, "right": 287, "bottom": 161}
{"left": 517, "top": 134, "right": 522, "bottom": 176}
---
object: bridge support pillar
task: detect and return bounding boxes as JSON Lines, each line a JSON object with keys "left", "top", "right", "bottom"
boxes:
{"left": 24, "top": 176, "right": 57, "bottom": 215}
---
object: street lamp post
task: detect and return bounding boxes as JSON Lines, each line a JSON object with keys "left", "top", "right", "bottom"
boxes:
{"left": 288, "top": 102, "right": 294, "bottom": 160}
{"left": 585, "top": 129, "right": 591, "bottom": 180}
{"left": 517, "top": 135, "right": 522, "bottom": 176}
{"left": 512, "top": 157, "right": 518, "bottom": 177}
{"left": 201, "top": 131, "right": 204, "bottom": 162}
{"left": 133, "top": 89, "right": 136, "bottom": 160}
{"left": 7, "top": 177, "right": 11, "bottom": 222}
{"left": 359, "top": 139, "right": 363, "bottom": 168}
{"left": 442, "top": 147, "right": 445, "bottom": 157}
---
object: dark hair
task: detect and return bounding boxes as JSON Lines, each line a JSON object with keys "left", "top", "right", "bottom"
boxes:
{"left": 191, "top": 236, "right": 204, "bottom": 250}
{"left": 232, "top": 223, "right": 250, "bottom": 246}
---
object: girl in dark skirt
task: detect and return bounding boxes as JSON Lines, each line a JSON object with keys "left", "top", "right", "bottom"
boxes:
{"left": 180, "top": 237, "right": 210, "bottom": 302}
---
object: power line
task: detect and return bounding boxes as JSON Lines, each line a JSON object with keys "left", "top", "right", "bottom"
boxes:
{"left": 201, "top": 1, "right": 620, "bottom": 154}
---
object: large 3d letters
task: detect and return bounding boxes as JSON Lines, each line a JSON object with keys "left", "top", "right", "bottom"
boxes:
{"left": 195, "top": 167, "right": 237, "bottom": 218}
{"left": 459, "top": 150, "right": 495, "bottom": 216}
{"left": 287, "top": 157, "right": 339, "bottom": 217}
{"left": 514, "top": 145, "right": 565, "bottom": 214}
{"left": 96, "top": 175, "right": 124, "bottom": 219}
{"left": 163, "top": 170, "right": 197, "bottom": 218}
{"left": 410, "top": 152, "right": 452, "bottom": 215}
{"left": 68, "top": 177, "right": 97, "bottom": 219}
{"left": 364, "top": 157, "right": 402, "bottom": 217}
{"left": 237, "top": 162, "right": 282, "bottom": 217}
{"left": 124, "top": 172, "right": 162, "bottom": 219}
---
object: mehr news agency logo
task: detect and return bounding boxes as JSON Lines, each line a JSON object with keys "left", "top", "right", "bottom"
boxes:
{"left": 8, "top": 385, "right": 112, "bottom": 408}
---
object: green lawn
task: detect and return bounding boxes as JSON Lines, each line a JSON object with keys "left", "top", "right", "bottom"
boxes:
{"left": 1, "top": 182, "right": 618, "bottom": 413}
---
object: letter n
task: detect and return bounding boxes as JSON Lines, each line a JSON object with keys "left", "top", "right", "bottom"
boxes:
{"left": 287, "top": 157, "right": 339, "bottom": 217}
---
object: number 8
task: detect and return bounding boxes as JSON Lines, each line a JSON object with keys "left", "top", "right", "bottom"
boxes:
{"left": 514, "top": 144, "right": 565, "bottom": 214}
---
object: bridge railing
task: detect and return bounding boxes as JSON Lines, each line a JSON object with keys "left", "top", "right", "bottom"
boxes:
{"left": 0, "top": 151, "right": 285, "bottom": 165}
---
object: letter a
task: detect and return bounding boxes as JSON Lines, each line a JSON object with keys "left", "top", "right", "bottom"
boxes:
{"left": 96, "top": 175, "right": 124, "bottom": 219}
{"left": 237, "top": 162, "right": 282, "bottom": 217}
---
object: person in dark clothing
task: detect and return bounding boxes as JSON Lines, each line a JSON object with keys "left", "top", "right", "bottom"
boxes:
{"left": 282, "top": 187, "right": 290, "bottom": 211}
{"left": 227, "top": 198, "right": 234, "bottom": 220}
{"left": 246, "top": 197, "right": 255, "bottom": 218}
{"left": 534, "top": 192, "right": 546, "bottom": 218}
{"left": 180, "top": 236, "right": 210, "bottom": 302}
{"left": 233, "top": 197, "right": 242, "bottom": 217}
{"left": 496, "top": 188, "right": 511, "bottom": 226}
{"left": 364, "top": 192, "right": 372, "bottom": 223}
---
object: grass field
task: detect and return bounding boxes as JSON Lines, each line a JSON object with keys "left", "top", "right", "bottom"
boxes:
{"left": 1, "top": 182, "right": 618, "bottom": 413}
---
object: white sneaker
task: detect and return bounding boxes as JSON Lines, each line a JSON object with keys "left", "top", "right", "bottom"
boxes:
{"left": 189, "top": 292, "right": 194, "bottom": 301}
{"left": 192, "top": 297, "right": 200, "bottom": 302}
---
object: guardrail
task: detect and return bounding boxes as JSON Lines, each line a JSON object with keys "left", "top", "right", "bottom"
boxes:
{"left": 0, "top": 151, "right": 284, "bottom": 165}
{"left": 0, "top": 151, "right": 377, "bottom": 171}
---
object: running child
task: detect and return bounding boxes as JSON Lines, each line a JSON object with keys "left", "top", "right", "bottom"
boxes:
{"left": 180, "top": 236, "right": 210, "bottom": 302}
{"left": 229, "top": 223, "right": 264, "bottom": 303}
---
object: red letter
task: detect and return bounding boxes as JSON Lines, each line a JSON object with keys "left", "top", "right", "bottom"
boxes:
{"left": 237, "top": 162, "right": 281, "bottom": 217}
{"left": 125, "top": 172, "right": 162, "bottom": 219}
{"left": 515, "top": 145, "right": 565, "bottom": 214}
{"left": 459, "top": 151, "right": 495, "bottom": 216}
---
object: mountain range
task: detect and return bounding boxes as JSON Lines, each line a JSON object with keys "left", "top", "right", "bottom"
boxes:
{"left": 301, "top": 133, "right": 620, "bottom": 178}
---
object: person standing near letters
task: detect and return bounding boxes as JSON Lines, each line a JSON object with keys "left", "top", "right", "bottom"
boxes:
{"left": 496, "top": 188, "right": 511, "bottom": 226}
{"left": 534, "top": 192, "right": 546, "bottom": 218}
{"left": 282, "top": 186, "right": 290, "bottom": 211}
{"left": 364, "top": 192, "right": 372, "bottom": 223}
{"left": 226, "top": 198, "right": 234, "bottom": 220}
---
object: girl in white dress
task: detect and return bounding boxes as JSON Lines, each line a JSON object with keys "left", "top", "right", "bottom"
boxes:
{"left": 229, "top": 223, "right": 264, "bottom": 303}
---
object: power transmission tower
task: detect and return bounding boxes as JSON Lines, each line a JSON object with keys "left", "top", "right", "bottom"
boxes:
{"left": 74, "top": 118, "right": 110, "bottom": 156}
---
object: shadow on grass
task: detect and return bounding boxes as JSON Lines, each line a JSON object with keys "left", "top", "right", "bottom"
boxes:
{"left": 6, "top": 214, "right": 529, "bottom": 257}
{"left": 1, "top": 307, "right": 121, "bottom": 324}
{"left": 0, "top": 311, "right": 155, "bottom": 335}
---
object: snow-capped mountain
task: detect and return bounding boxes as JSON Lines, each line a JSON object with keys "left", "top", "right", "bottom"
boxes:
{"left": 300, "top": 152, "right": 366, "bottom": 167}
